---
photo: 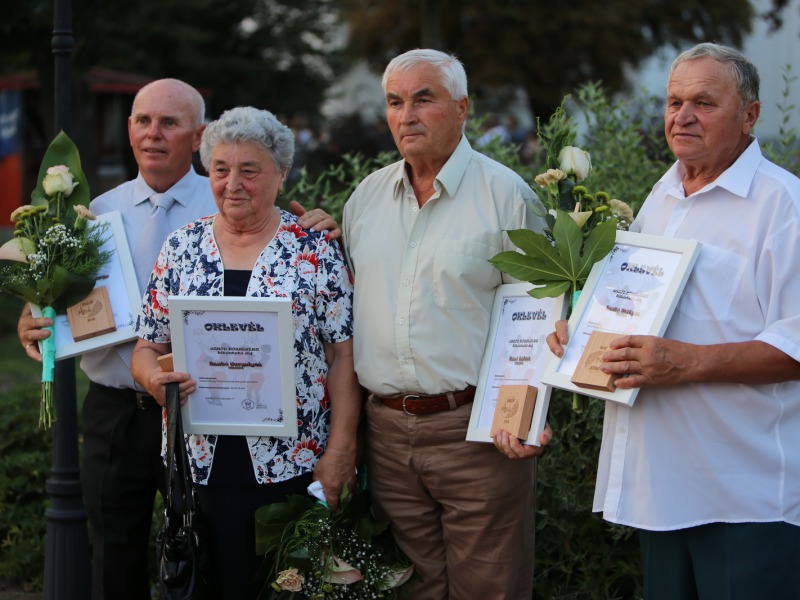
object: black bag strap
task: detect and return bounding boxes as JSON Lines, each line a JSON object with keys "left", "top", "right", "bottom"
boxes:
{"left": 165, "top": 382, "right": 179, "bottom": 512}
{"left": 165, "top": 382, "right": 197, "bottom": 515}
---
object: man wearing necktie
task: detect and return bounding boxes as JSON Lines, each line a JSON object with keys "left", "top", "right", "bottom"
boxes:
{"left": 16, "top": 78, "right": 336, "bottom": 599}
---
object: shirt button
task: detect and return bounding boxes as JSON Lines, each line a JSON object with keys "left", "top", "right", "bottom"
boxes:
{"left": 410, "top": 242, "right": 417, "bottom": 248}
{"left": 402, "top": 279, "right": 409, "bottom": 286}
{"left": 398, "top": 318, "right": 405, "bottom": 325}
{"left": 412, "top": 207, "right": 418, "bottom": 212}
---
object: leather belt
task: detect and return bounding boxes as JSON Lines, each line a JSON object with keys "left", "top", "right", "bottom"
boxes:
{"left": 372, "top": 386, "right": 475, "bottom": 416}
{"left": 133, "top": 392, "right": 160, "bottom": 411}
{"left": 91, "top": 382, "right": 161, "bottom": 411}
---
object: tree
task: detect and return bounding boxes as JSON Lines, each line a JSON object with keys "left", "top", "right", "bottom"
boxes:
{"left": 339, "top": 0, "right": 754, "bottom": 119}
{"left": 0, "top": 0, "right": 344, "bottom": 119}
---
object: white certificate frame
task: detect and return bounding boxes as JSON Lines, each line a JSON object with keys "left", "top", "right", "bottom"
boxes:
{"left": 541, "top": 230, "right": 700, "bottom": 406}
{"left": 467, "top": 283, "right": 567, "bottom": 446}
{"left": 31, "top": 210, "right": 141, "bottom": 359}
{"left": 168, "top": 295, "right": 298, "bottom": 437}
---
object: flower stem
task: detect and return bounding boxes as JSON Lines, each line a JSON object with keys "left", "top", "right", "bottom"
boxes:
{"left": 40, "top": 306, "right": 56, "bottom": 429}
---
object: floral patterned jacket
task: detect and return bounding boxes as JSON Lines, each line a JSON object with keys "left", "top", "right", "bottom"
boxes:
{"left": 135, "top": 210, "right": 354, "bottom": 485}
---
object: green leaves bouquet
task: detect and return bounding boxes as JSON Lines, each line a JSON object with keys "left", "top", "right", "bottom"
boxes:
{"left": 256, "top": 481, "right": 413, "bottom": 599}
{"left": 490, "top": 100, "right": 633, "bottom": 306}
{"left": 0, "top": 131, "right": 110, "bottom": 427}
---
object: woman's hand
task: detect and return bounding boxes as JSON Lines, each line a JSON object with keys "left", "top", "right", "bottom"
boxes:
{"left": 313, "top": 448, "right": 357, "bottom": 511}
{"left": 130, "top": 338, "right": 195, "bottom": 406}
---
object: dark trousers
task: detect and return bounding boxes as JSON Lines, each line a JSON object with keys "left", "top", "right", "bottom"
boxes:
{"left": 640, "top": 521, "right": 800, "bottom": 600}
{"left": 196, "top": 473, "right": 313, "bottom": 600}
{"left": 81, "top": 381, "right": 165, "bottom": 600}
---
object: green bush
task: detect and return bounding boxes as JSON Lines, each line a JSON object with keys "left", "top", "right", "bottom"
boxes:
{"left": 0, "top": 381, "right": 50, "bottom": 591}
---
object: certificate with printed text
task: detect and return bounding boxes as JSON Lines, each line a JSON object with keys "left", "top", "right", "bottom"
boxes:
{"left": 168, "top": 296, "right": 297, "bottom": 437}
{"left": 542, "top": 231, "right": 700, "bottom": 405}
{"left": 467, "top": 283, "right": 567, "bottom": 446}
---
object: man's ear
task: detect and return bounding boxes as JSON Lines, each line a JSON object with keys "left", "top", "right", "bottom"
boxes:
{"left": 192, "top": 124, "right": 206, "bottom": 153}
{"left": 741, "top": 101, "right": 760, "bottom": 135}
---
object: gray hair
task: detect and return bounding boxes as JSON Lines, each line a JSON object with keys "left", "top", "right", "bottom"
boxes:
{"left": 132, "top": 78, "right": 205, "bottom": 128}
{"left": 199, "top": 106, "right": 295, "bottom": 174}
{"left": 669, "top": 43, "right": 760, "bottom": 106}
{"left": 382, "top": 49, "right": 468, "bottom": 101}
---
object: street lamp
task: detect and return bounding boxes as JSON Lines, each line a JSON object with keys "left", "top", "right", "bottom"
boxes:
{"left": 43, "top": 0, "right": 91, "bottom": 597}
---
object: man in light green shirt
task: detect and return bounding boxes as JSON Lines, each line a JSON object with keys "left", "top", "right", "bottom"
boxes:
{"left": 343, "top": 49, "right": 551, "bottom": 600}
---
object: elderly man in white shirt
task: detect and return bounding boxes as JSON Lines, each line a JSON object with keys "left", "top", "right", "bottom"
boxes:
{"left": 549, "top": 43, "right": 800, "bottom": 600}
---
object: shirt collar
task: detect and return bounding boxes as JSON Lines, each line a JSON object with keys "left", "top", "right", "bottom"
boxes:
{"left": 133, "top": 166, "right": 200, "bottom": 207}
{"left": 393, "top": 135, "right": 473, "bottom": 199}
{"left": 661, "top": 137, "right": 762, "bottom": 200}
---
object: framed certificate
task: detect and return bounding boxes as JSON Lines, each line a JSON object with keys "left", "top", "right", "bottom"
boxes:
{"left": 32, "top": 210, "right": 141, "bottom": 359}
{"left": 168, "top": 296, "right": 298, "bottom": 437}
{"left": 541, "top": 231, "right": 701, "bottom": 405}
{"left": 467, "top": 283, "right": 567, "bottom": 446}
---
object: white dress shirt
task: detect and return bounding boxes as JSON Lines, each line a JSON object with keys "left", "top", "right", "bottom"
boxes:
{"left": 594, "top": 140, "right": 800, "bottom": 530}
{"left": 343, "top": 135, "right": 544, "bottom": 395}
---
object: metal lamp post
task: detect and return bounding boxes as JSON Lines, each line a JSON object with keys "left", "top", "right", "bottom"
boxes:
{"left": 43, "top": 0, "right": 91, "bottom": 597}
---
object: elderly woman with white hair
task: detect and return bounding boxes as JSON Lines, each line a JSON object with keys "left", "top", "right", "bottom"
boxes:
{"left": 131, "top": 106, "right": 359, "bottom": 598}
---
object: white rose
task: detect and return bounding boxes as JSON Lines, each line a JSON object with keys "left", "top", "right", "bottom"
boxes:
{"left": 42, "top": 165, "right": 78, "bottom": 196}
{"left": 558, "top": 146, "right": 592, "bottom": 182}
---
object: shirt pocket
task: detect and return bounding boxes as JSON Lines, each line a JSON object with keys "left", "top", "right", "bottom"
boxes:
{"left": 432, "top": 240, "right": 501, "bottom": 310}
{"left": 675, "top": 242, "right": 745, "bottom": 322}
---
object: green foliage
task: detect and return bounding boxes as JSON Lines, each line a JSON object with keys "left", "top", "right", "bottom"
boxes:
{"left": 490, "top": 217, "right": 618, "bottom": 299}
{"left": 282, "top": 151, "right": 399, "bottom": 225}
{"left": 761, "top": 65, "right": 800, "bottom": 176}
{"left": 2, "top": 0, "right": 344, "bottom": 118}
{"left": 0, "top": 381, "right": 50, "bottom": 591}
{"left": 534, "top": 392, "right": 642, "bottom": 600}
{"left": 575, "top": 83, "right": 674, "bottom": 214}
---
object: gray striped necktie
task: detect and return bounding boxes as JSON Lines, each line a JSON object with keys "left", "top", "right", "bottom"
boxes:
{"left": 133, "top": 192, "right": 175, "bottom": 291}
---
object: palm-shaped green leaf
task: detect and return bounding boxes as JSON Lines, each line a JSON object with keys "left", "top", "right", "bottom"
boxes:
{"left": 575, "top": 217, "right": 618, "bottom": 284}
{"left": 490, "top": 209, "right": 619, "bottom": 299}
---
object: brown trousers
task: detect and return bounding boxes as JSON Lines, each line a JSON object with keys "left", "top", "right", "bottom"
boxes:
{"left": 365, "top": 397, "right": 536, "bottom": 600}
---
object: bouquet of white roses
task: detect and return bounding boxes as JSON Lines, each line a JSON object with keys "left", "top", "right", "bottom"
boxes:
{"left": 0, "top": 131, "right": 110, "bottom": 427}
{"left": 490, "top": 98, "right": 634, "bottom": 306}
{"left": 256, "top": 480, "right": 413, "bottom": 600}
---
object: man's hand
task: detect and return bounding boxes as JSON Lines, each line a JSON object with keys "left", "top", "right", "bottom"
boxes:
{"left": 17, "top": 303, "right": 52, "bottom": 363}
{"left": 493, "top": 423, "right": 553, "bottom": 460}
{"left": 545, "top": 319, "right": 569, "bottom": 358}
{"left": 289, "top": 200, "right": 342, "bottom": 240}
{"left": 312, "top": 448, "right": 356, "bottom": 511}
{"left": 601, "top": 335, "right": 696, "bottom": 388}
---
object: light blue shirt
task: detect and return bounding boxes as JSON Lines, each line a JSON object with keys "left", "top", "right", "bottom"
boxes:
{"left": 81, "top": 167, "right": 216, "bottom": 389}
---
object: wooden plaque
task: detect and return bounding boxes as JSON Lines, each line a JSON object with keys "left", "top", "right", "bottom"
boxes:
{"left": 66, "top": 286, "right": 117, "bottom": 342}
{"left": 570, "top": 331, "right": 620, "bottom": 392}
{"left": 490, "top": 384, "right": 538, "bottom": 439}
{"left": 157, "top": 352, "right": 174, "bottom": 373}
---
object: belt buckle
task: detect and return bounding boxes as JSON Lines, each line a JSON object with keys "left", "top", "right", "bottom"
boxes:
{"left": 401, "top": 394, "right": 420, "bottom": 416}
{"left": 135, "top": 392, "right": 150, "bottom": 411}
